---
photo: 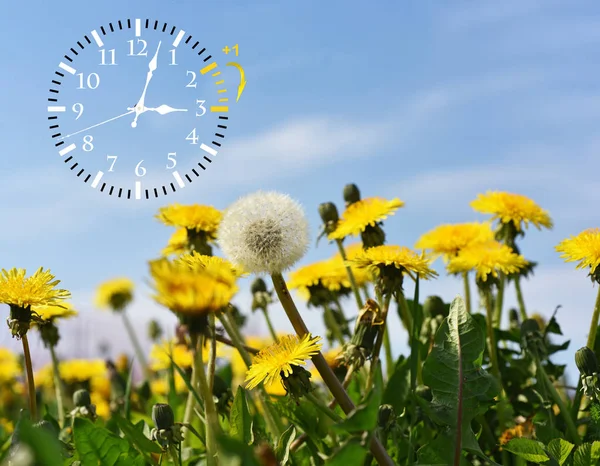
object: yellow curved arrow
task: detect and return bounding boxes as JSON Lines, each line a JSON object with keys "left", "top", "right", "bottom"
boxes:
{"left": 226, "top": 62, "right": 246, "bottom": 102}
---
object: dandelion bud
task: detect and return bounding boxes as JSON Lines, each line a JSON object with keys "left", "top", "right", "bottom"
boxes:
{"left": 318, "top": 202, "right": 340, "bottom": 234}
{"left": 39, "top": 322, "right": 60, "bottom": 348}
{"left": 251, "top": 278, "right": 268, "bottom": 294}
{"left": 343, "top": 183, "right": 361, "bottom": 206}
{"left": 520, "top": 318, "right": 546, "bottom": 357}
{"left": 415, "top": 385, "right": 432, "bottom": 401}
{"left": 377, "top": 404, "right": 396, "bottom": 431}
{"left": 73, "top": 389, "right": 91, "bottom": 408}
{"left": 148, "top": 319, "right": 163, "bottom": 342}
{"left": 423, "top": 296, "right": 446, "bottom": 318}
{"left": 281, "top": 365, "right": 313, "bottom": 401}
{"left": 576, "top": 347, "right": 599, "bottom": 377}
{"left": 218, "top": 191, "right": 310, "bottom": 274}
{"left": 521, "top": 318, "right": 540, "bottom": 336}
{"left": 152, "top": 403, "right": 175, "bottom": 431}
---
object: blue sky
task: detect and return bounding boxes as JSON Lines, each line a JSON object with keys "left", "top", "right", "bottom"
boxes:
{"left": 1, "top": 0, "right": 599, "bottom": 385}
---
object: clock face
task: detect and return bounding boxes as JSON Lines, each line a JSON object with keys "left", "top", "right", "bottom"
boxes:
{"left": 48, "top": 19, "right": 231, "bottom": 200}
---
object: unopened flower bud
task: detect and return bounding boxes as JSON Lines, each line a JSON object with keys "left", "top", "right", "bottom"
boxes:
{"left": 73, "top": 389, "right": 91, "bottom": 408}
{"left": 318, "top": 202, "right": 340, "bottom": 235}
{"left": 377, "top": 404, "right": 396, "bottom": 431}
{"left": 39, "top": 322, "right": 60, "bottom": 348}
{"left": 343, "top": 183, "right": 361, "bottom": 206}
{"left": 281, "top": 366, "right": 313, "bottom": 401}
{"left": 148, "top": 319, "right": 163, "bottom": 342}
{"left": 415, "top": 385, "right": 432, "bottom": 402}
{"left": 251, "top": 278, "right": 268, "bottom": 294}
{"left": 152, "top": 403, "right": 175, "bottom": 431}
{"left": 423, "top": 296, "right": 446, "bottom": 318}
{"left": 576, "top": 347, "right": 599, "bottom": 377}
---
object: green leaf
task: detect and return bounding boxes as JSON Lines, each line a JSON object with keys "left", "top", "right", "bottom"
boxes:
{"left": 334, "top": 364, "right": 383, "bottom": 433}
{"left": 382, "top": 356, "right": 410, "bottom": 415}
{"left": 218, "top": 434, "right": 261, "bottom": 466}
{"left": 12, "top": 419, "right": 64, "bottom": 466}
{"left": 573, "top": 441, "right": 600, "bottom": 466}
{"left": 421, "top": 296, "right": 500, "bottom": 466}
{"left": 73, "top": 417, "right": 131, "bottom": 466}
{"left": 275, "top": 425, "right": 296, "bottom": 465}
{"left": 113, "top": 414, "right": 162, "bottom": 456}
{"left": 547, "top": 438, "right": 575, "bottom": 465}
{"left": 503, "top": 438, "right": 549, "bottom": 463}
{"left": 416, "top": 431, "right": 471, "bottom": 466}
{"left": 327, "top": 439, "right": 368, "bottom": 465}
{"left": 229, "top": 386, "right": 254, "bottom": 445}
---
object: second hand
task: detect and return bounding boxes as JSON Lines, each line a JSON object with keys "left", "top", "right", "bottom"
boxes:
{"left": 58, "top": 110, "right": 135, "bottom": 140}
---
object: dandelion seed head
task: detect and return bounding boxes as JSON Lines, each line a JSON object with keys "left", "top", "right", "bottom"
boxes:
{"left": 218, "top": 191, "right": 310, "bottom": 274}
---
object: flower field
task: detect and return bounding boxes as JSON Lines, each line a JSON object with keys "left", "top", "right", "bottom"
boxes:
{"left": 0, "top": 184, "right": 599, "bottom": 466}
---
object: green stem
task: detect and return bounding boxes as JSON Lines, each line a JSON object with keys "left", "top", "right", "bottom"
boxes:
{"left": 572, "top": 286, "right": 600, "bottom": 424}
{"left": 323, "top": 303, "right": 345, "bottom": 346}
{"left": 369, "top": 293, "right": 393, "bottom": 386}
{"left": 261, "top": 307, "right": 279, "bottom": 342}
{"left": 49, "top": 345, "right": 66, "bottom": 427}
{"left": 514, "top": 277, "right": 528, "bottom": 321}
{"left": 336, "top": 239, "right": 364, "bottom": 310}
{"left": 182, "top": 355, "right": 199, "bottom": 448}
{"left": 397, "top": 292, "right": 414, "bottom": 336}
{"left": 208, "top": 315, "right": 217, "bottom": 394}
{"left": 193, "top": 335, "right": 220, "bottom": 466}
{"left": 535, "top": 358, "right": 581, "bottom": 445}
{"left": 218, "top": 311, "right": 283, "bottom": 437}
{"left": 463, "top": 272, "right": 472, "bottom": 314}
{"left": 383, "top": 323, "right": 394, "bottom": 378}
{"left": 305, "top": 392, "right": 343, "bottom": 422}
{"left": 484, "top": 290, "right": 501, "bottom": 382}
{"left": 22, "top": 334, "right": 37, "bottom": 420}
{"left": 270, "top": 272, "right": 395, "bottom": 466}
{"left": 121, "top": 311, "right": 151, "bottom": 381}
{"left": 493, "top": 273, "right": 505, "bottom": 327}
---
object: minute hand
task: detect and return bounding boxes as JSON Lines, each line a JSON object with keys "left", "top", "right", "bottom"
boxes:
{"left": 131, "top": 41, "right": 161, "bottom": 128}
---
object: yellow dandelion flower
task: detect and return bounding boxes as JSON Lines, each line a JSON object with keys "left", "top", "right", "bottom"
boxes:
{"left": 149, "top": 258, "right": 238, "bottom": 315}
{"left": 32, "top": 301, "right": 78, "bottom": 322}
{"left": 162, "top": 228, "right": 189, "bottom": 257}
{"left": 447, "top": 241, "right": 528, "bottom": 282}
{"left": 0, "top": 267, "right": 70, "bottom": 308}
{"left": 156, "top": 204, "right": 222, "bottom": 237}
{"left": 329, "top": 197, "right": 405, "bottom": 240}
{"left": 245, "top": 334, "right": 322, "bottom": 389}
{"left": 90, "top": 376, "right": 111, "bottom": 399}
{"left": 288, "top": 258, "right": 369, "bottom": 302}
{"left": 471, "top": 191, "right": 553, "bottom": 232}
{"left": 176, "top": 252, "right": 247, "bottom": 277}
{"left": 34, "top": 364, "right": 54, "bottom": 389}
{"left": 499, "top": 420, "right": 534, "bottom": 445}
{"left": 60, "top": 359, "right": 107, "bottom": 384}
{"left": 91, "top": 391, "right": 111, "bottom": 418}
{"left": 348, "top": 245, "right": 438, "bottom": 280}
{"left": 556, "top": 228, "right": 600, "bottom": 275}
{"left": 95, "top": 278, "right": 134, "bottom": 311}
{"left": 150, "top": 339, "right": 193, "bottom": 371}
{"left": 323, "top": 348, "right": 343, "bottom": 369}
{"left": 0, "top": 418, "right": 14, "bottom": 435}
{"left": 0, "top": 348, "right": 21, "bottom": 383}
{"left": 415, "top": 222, "right": 495, "bottom": 260}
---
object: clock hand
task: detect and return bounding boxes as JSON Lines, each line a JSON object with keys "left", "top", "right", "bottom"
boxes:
{"left": 131, "top": 41, "right": 162, "bottom": 128}
{"left": 144, "top": 105, "right": 188, "bottom": 114}
{"left": 58, "top": 110, "right": 135, "bottom": 140}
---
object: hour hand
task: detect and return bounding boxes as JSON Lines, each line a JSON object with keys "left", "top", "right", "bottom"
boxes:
{"left": 145, "top": 105, "right": 188, "bottom": 115}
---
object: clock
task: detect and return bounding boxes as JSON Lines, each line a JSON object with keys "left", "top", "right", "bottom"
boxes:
{"left": 47, "top": 18, "right": 233, "bottom": 200}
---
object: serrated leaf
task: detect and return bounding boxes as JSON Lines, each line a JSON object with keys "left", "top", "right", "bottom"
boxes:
{"left": 327, "top": 439, "right": 368, "bottom": 465}
{"left": 113, "top": 414, "right": 161, "bottom": 457}
{"left": 547, "top": 438, "right": 575, "bottom": 465}
{"left": 73, "top": 417, "right": 132, "bottom": 466}
{"left": 382, "top": 356, "right": 410, "bottom": 415}
{"left": 503, "top": 438, "right": 549, "bottom": 463}
{"left": 421, "top": 296, "right": 500, "bottom": 465}
{"left": 275, "top": 425, "right": 296, "bottom": 465}
{"left": 574, "top": 441, "right": 600, "bottom": 466}
{"left": 11, "top": 419, "right": 63, "bottom": 466}
{"left": 229, "top": 386, "right": 254, "bottom": 445}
